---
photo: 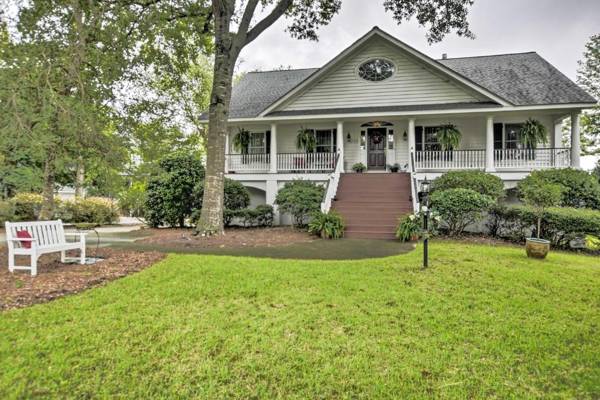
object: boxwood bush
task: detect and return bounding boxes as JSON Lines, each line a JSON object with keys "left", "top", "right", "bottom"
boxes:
{"left": 430, "top": 188, "right": 495, "bottom": 236}
{"left": 488, "top": 204, "right": 600, "bottom": 248}
{"left": 224, "top": 205, "right": 274, "bottom": 228}
{"left": 0, "top": 200, "right": 15, "bottom": 225}
{"left": 275, "top": 180, "right": 325, "bottom": 227}
{"left": 60, "top": 197, "right": 120, "bottom": 225}
{"left": 195, "top": 179, "right": 251, "bottom": 227}
{"left": 518, "top": 168, "right": 600, "bottom": 209}
{"left": 431, "top": 170, "right": 505, "bottom": 200}
{"left": 12, "top": 192, "right": 44, "bottom": 220}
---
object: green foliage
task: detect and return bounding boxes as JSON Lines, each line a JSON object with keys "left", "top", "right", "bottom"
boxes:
{"left": 275, "top": 180, "right": 325, "bottom": 228}
{"left": 11, "top": 193, "right": 44, "bottom": 221}
{"left": 593, "top": 160, "right": 600, "bottom": 183}
{"left": 232, "top": 128, "right": 251, "bottom": 154}
{"left": 577, "top": 34, "right": 600, "bottom": 154}
{"left": 488, "top": 205, "right": 600, "bottom": 249}
{"left": 431, "top": 170, "right": 505, "bottom": 200}
{"left": 118, "top": 183, "right": 147, "bottom": 218}
{"left": 395, "top": 214, "right": 421, "bottom": 242}
{"left": 195, "top": 179, "right": 250, "bottom": 218}
{"left": 517, "top": 169, "right": 600, "bottom": 209}
{"left": 296, "top": 128, "right": 316, "bottom": 153}
{"left": 519, "top": 118, "right": 548, "bottom": 148}
{"left": 225, "top": 205, "right": 275, "bottom": 228}
{"left": 436, "top": 124, "right": 461, "bottom": 150}
{"left": 60, "top": 197, "right": 120, "bottom": 225}
{"left": 430, "top": 188, "right": 495, "bottom": 235}
{"left": 308, "top": 211, "right": 345, "bottom": 239}
{"left": 520, "top": 181, "right": 564, "bottom": 239}
{"left": 0, "top": 200, "right": 15, "bottom": 225}
{"left": 352, "top": 163, "right": 366, "bottom": 173}
{"left": 144, "top": 152, "right": 205, "bottom": 228}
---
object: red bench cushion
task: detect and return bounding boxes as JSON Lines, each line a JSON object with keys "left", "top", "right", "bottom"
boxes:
{"left": 16, "top": 230, "right": 32, "bottom": 249}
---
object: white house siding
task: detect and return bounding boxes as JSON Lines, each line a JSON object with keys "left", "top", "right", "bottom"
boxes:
{"left": 279, "top": 36, "right": 485, "bottom": 112}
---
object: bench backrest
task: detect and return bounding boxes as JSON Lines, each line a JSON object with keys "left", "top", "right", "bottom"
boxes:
{"left": 5, "top": 220, "right": 66, "bottom": 246}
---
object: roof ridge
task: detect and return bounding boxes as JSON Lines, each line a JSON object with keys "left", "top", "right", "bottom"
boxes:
{"left": 438, "top": 51, "right": 537, "bottom": 61}
{"left": 246, "top": 67, "right": 319, "bottom": 74}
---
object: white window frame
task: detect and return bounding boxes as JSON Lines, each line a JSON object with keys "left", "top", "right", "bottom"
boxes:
{"left": 248, "top": 132, "right": 266, "bottom": 154}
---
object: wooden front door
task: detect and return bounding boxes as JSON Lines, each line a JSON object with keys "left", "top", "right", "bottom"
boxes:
{"left": 367, "top": 128, "right": 386, "bottom": 170}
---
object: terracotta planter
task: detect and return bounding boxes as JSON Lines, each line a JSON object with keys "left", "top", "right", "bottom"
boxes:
{"left": 525, "top": 238, "right": 550, "bottom": 259}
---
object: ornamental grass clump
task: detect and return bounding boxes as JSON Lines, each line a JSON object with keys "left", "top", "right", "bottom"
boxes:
{"left": 308, "top": 211, "right": 345, "bottom": 239}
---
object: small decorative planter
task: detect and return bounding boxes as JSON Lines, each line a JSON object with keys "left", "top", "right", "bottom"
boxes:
{"left": 525, "top": 238, "right": 550, "bottom": 259}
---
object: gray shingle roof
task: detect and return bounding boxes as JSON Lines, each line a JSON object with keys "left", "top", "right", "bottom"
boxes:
{"left": 228, "top": 68, "right": 318, "bottom": 118}
{"left": 438, "top": 52, "right": 596, "bottom": 106}
{"left": 222, "top": 51, "right": 596, "bottom": 119}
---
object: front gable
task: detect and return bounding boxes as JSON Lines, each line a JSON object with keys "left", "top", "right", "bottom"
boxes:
{"left": 265, "top": 28, "right": 506, "bottom": 116}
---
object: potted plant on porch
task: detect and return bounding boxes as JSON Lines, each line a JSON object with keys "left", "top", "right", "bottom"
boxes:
{"left": 519, "top": 118, "right": 548, "bottom": 149}
{"left": 296, "top": 127, "right": 316, "bottom": 153}
{"left": 521, "top": 181, "right": 564, "bottom": 259}
{"left": 232, "top": 128, "right": 251, "bottom": 154}
{"left": 436, "top": 124, "right": 462, "bottom": 150}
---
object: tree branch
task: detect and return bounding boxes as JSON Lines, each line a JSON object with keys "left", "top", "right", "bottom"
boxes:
{"left": 244, "top": 0, "right": 292, "bottom": 46}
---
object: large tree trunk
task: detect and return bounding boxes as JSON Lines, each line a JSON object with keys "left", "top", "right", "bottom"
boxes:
{"left": 39, "top": 154, "right": 56, "bottom": 220}
{"left": 195, "top": 50, "right": 234, "bottom": 235}
{"left": 75, "top": 155, "right": 85, "bottom": 198}
{"left": 195, "top": 3, "right": 237, "bottom": 236}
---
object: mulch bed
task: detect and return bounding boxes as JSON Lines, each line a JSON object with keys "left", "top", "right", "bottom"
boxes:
{"left": 137, "top": 227, "right": 314, "bottom": 249}
{"left": 0, "top": 248, "right": 165, "bottom": 311}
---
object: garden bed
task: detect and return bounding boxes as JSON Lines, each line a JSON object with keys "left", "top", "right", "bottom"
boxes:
{"left": 136, "top": 226, "right": 314, "bottom": 249}
{"left": 0, "top": 247, "right": 164, "bottom": 311}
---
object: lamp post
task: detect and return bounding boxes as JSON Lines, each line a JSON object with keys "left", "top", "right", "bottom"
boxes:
{"left": 419, "top": 178, "right": 431, "bottom": 269}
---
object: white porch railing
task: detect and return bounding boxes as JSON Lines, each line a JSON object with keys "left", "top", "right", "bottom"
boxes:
{"left": 226, "top": 154, "right": 270, "bottom": 173}
{"left": 321, "top": 154, "right": 342, "bottom": 212}
{"left": 277, "top": 152, "right": 337, "bottom": 173}
{"left": 494, "top": 148, "right": 571, "bottom": 170}
{"left": 414, "top": 150, "right": 486, "bottom": 170}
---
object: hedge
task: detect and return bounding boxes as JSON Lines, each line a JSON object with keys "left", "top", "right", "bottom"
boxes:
{"left": 430, "top": 188, "right": 495, "bottom": 236}
{"left": 224, "top": 205, "right": 274, "bottom": 228}
{"left": 431, "top": 170, "right": 505, "bottom": 200}
{"left": 488, "top": 204, "right": 600, "bottom": 248}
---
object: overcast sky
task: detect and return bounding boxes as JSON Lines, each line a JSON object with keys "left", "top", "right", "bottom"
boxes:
{"left": 239, "top": 0, "right": 600, "bottom": 81}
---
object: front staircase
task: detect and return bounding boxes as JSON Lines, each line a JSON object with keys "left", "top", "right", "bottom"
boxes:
{"left": 332, "top": 173, "right": 414, "bottom": 239}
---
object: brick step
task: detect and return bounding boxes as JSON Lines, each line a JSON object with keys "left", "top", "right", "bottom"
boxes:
{"left": 342, "top": 215, "right": 408, "bottom": 224}
{"left": 333, "top": 199, "right": 412, "bottom": 205}
{"left": 345, "top": 231, "right": 397, "bottom": 240}
{"left": 333, "top": 206, "right": 413, "bottom": 213}
{"left": 345, "top": 224, "right": 396, "bottom": 232}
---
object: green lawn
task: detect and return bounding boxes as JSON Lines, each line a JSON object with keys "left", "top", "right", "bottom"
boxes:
{"left": 1, "top": 243, "right": 600, "bottom": 399}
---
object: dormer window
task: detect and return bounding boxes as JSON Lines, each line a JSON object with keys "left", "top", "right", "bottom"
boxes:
{"left": 358, "top": 59, "right": 395, "bottom": 82}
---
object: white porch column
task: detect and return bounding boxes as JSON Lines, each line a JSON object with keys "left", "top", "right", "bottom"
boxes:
{"left": 408, "top": 118, "right": 415, "bottom": 170}
{"left": 336, "top": 121, "right": 344, "bottom": 172}
{"left": 552, "top": 119, "right": 562, "bottom": 148}
{"left": 270, "top": 123, "right": 277, "bottom": 173}
{"left": 266, "top": 179, "right": 280, "bottom": 225}
{"left": 485, "top": 116, "right": 495, "bottom": 172}
{"left": 570, "top": 113, "right": 581, "bottom": 169}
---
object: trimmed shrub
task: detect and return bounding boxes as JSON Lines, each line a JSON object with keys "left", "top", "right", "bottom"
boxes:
{"left": 12, "top": 193, "right": 44, "bottom": 220}
{"left": 518, "top": 168, "right": 600, "bottom": 209}
{"left": 430, "top": 188, "right": 495, "bottom": 236}
{"left": 488, "top": 205, "right": 600, "bottom": 249}
{"left": 308, "top": 211, "right": 345, "bottom": 239}
{"left": 225, "top": 205, "right": 274, "bottom": 228}
{"left": 61, "top": 197, "right": 120, "bottom": 225}
{"left": 144, "top": 151, "right": 205, "bottom": 228}
{"left": 0, "top": 200, "right": 15, "bottom": 225}
{"left": 275, "top": 180, "right": 325, "bottom": 227}
{"left": 431, "top": 170, "right": 505, "bottom": 200}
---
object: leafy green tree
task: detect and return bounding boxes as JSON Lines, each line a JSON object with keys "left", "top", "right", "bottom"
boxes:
{"left": 577, "top": 34, "right": 600, "bottom": 155}
{"left": 195, "top": 0, "right": 478, "bottom": 235}
{"left": 520, "top": 182, "right": 564, "bottom": 239}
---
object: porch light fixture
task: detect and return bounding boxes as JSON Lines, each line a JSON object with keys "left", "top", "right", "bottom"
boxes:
{"left": 418, "top": 178, "right": 431, "bottom": 269}
{"left": 347, "top": 133, "right": 351, "bottom": 143}
{"left": 403, "top": 131, "right": 408, "bottom": 141}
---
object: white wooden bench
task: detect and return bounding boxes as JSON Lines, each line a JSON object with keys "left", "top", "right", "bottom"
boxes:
{"left": 5, "top": 220, "right": 86, "bottom": 276}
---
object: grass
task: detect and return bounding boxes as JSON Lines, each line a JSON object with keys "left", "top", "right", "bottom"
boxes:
{"left": 1, "top": 242, "right": 600, "bottom": 399}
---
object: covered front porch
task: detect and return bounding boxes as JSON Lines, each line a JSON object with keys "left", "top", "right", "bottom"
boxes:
{"left": 225, "top": 110, "right": 582, "bottom": 175}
